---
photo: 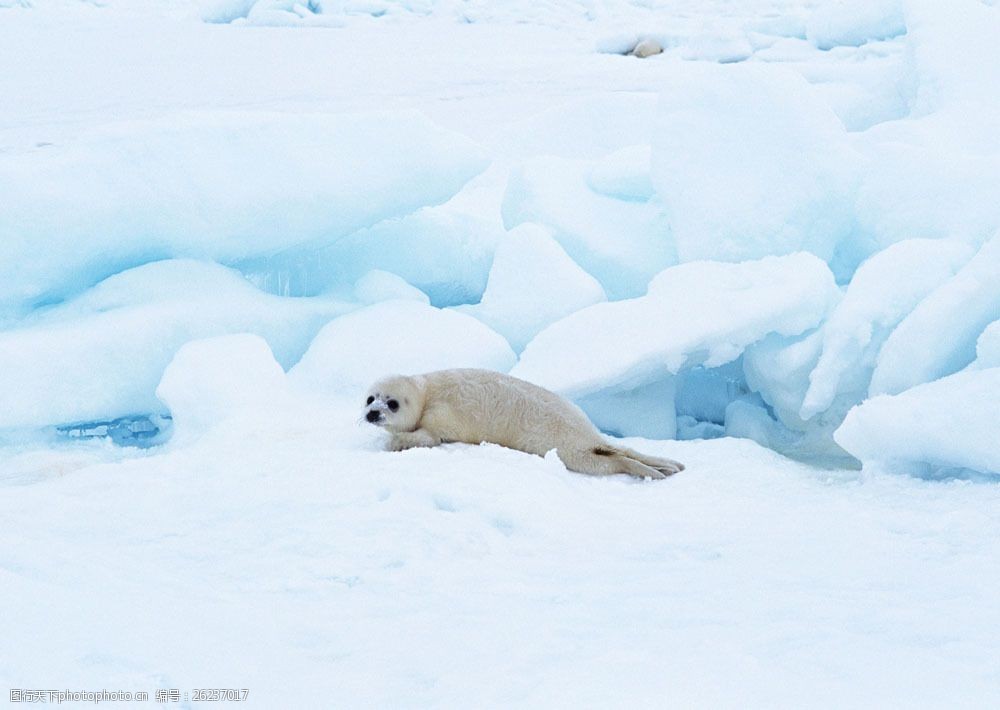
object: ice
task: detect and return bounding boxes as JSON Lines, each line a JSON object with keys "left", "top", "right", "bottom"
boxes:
{"left": 970, "top": 320, "right": 1000, "bottom": 370}
{"left": 5, "top": 1, "right": 1000, "bottom": 703}
{"left": 836, "top": 367, "right": 1000, "bottom": 478}
{"left": 680, "top": 22, "right": 753, "bottom": 63}
{"left": 650, "top": 63, "right": 860, "bottom": 272}
{"left": 578, "top": 379, "right": 677, "bottom": 440}
{"left": 585, "top": 145, "right": 655, "bottom": 202}
{"left": 870, "top": 233, "right": 1000, "bottom": 396}
{"left": 353, "top": 270, "right": 430, "bottom": 306}
{"left": 156, "top": 334, "right": 290, "bottom": 444}
{"left": 852, "top": 0, "right": 1000, "bottom": 249}
{"left": 288, "top": 300, "right": 516, "bottom": 396}
{"left": 496, "top": 95, "right": 658, "bottom": 161}
{"left": 805, "top": 0, "right": 905, "bottom": 50}
{"left": 0, "top": 110, "right": 487, "bottom": 316}
{"left": 0, "top": 260, "right": 350, "bottom": 431}
{"left": 800, "top": 238, "right": 975, "bottom": 419}
{"left": 743, "top": 329, "right": 825, "bottom": 431}
{"left": 512, "top": 252, "right": 838, "bottom": 399}
{"left": 454, "top": 223, "right": 606, "bottom": 352}
{"left": 239, "top": 166, "right": 507, "bottom": 306}
{"left": 502, "top": 153, "right": 675, "bottom": 299}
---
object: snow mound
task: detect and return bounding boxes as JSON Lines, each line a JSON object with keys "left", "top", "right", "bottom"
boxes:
{"left": 454, "top": 224, "right": 606, "bottom": 352}
{"left": 502, "top": 153, "right": 675, "bottom": 299}
{"left": 585, "top": 145, "right": 655, "bottom": 202}
{"left": 244, "top": 167, "right": 506, "bottom": 306}
{"left": 497, "top": 95, "right": 658, "bottom": 160}
{"left": 970, "top": 321, "right": 1000, "bottom": 370}
{"left": 156, "top": 334, "right": 289, "bottom": 444}
{"left": 835, "top": 367, "right": 1000, "bottom": 478}
{"left": 805, "top": 0, "right": 905, "bottom": 50}
{"left": 512, "top": 252, "right": 838, "bottom": 399}
{"left": 0, "top": 260, "right": 350, "bottom": 431}
{"left": 0, "top": 109, "right": 488, "bottom": 315}
{"left": 288, "top": 300, "right": 517, "bottom": 396}
{"left": 870, "top": 233, "right": 1000, "bottom": 396}
{"left": 651, "top": 63, "right": 859, "bottom": 271}
{"left": 353, "top": 270, "right": 429, "bottom": 305}
{"left": 800, "top": 238, "right": 974, "bottom": 419}
{"left": 853, "top": 2, "right": 1000, "bottom": 249}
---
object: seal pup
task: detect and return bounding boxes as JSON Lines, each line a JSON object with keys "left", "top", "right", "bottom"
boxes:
{"left": 364, "top": 368, "right": 683, "bottom": 479}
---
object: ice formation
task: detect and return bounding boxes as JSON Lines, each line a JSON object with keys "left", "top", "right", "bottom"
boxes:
{"left": 0, "top": 110, "right": 487, "bottom": 316}
{"left": 288, "top": 300, "right": 517, "bottom": 396}
{"left": 650, "top": 63, "right": 860, "bottom": 273}
{"left": 454, "top": 223, "right": 606, "bottom": 352}
{"left": 0, "top": 260, "right": 350, "bottom": 430}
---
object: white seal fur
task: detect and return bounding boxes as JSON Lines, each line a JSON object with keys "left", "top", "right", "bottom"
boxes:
{"left": 364, "top": 368, "right": 684, "bottom": 479}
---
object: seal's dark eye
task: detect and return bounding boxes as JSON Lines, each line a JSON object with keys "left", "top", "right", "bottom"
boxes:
{"left": 387, "top": 399, "right": 399, "bottom": 412}
{"left": 366, "top": 396, "right": 374, "bottom": 405}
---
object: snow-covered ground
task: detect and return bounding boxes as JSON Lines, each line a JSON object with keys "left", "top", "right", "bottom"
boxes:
{"left": 2, "top": 0, "right": 1000, "bottom": 705}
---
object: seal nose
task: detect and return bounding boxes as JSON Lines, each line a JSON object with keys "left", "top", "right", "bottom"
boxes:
{"left": 366, "top": 410, "right": 381, "bottom": 423}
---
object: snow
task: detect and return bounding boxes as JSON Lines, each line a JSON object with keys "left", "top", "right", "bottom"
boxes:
{"left": 805, "top": 0, "right": 905, "bottom": 51}
{"left": 970, "top": 320, "right": 1000, "bottom": 370}
{"left": 501, "top": 152, "right": 675, "bottom": 300}
{"left": 352, "top": 270, "right": 430, "bottom": 305}
{"left": 155, "top": 334, "right": 291, "bottom": 445}
{"left": 4, "top": 415, "right": 1000, "bottom": 707}
{"left": 650, "top": 62, "right": 860, "bottom": 271}
{"left": 800, "top": 238, "right": 974, "bottom": 419}
{"left": 4, "top": 0, "right": 1000, "bottom": 703}
{"left": 836, "top": 367, "right": 1000, "bottom": 478}
{"left": 287, "top": 300, "right": 517, "bottom": 396}
{"left": 0, "top": 260, "right": 350, "bottom": 431}
{"left": 0, "top": 110, "right": 487, "bottom": 316}
{"left": 870, "top": 232, "right": 1000, "bottom": 396}
{"left": 454, "top": 223, "right": 606, "bottom": 352}
{"left": 513, "top": 253, "right": 838, "bottom": 399}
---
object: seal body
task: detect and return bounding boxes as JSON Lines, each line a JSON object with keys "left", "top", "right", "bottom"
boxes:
{"left": 364, "top": 368, "right": 683, "bottom": 479}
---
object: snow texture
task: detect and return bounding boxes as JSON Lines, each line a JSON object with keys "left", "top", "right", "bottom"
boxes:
{"left": 0, "top": 110, "right": 487, "bottom": 316}
{"left": 454, "top": 223, "right": 606, "bottom": 352}
{"left": 0, "top": 260, "right": 350, "bottom": 431}
{"left": 156, "top": 334, "right": 291, "bottom": 444}
{"left": 836, "top": 367, "right": 1000, "bottom": 478}
{"left": 869, "top": 232, "right": 1000, "bottom": 396}
{"left": 502, "top": 153, "right": 675, "bottom": 300}
{"left": 650, "top": 63, "right": 859, "bottom": 270}
{"left": 4, "top": 0, "right": 1000, "bottom": 702}
{"left": 800, "top": 238, "right": 974, "bottom": 419}
{"left": 288, "top": 300, "right": 517, "bottom": 396}
{"left": 512, "top": 253, "right": 838, "bottom": 398}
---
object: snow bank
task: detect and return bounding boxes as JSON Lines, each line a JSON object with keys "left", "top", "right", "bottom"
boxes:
{"left": 353, "top": 270, "right": 429, "bottom": 305}
{"left": 288, "top": 300, "right": 516, "bottom": 396}
{"left": 242, "top": 167, "right": 507, "bottom": 306}
{"left": 836, "top": 367, "right": 1000, "bottom": 478}
{"left": 502, "top": 153, "right": 675, "bottom": 299}
{"left": 0, "top": 110, "right": 488, "bottom": 315}
{"left": 800, "top": 238, "right": 974, "bottom": 419}
{"left": 512, "top": 253, "right": 838, "bottom": 399}
{"left": 0, "top": 260, "right": 350, "bottom": 430}
{"left": 651, "top": 63, "right": 859, "bottom": 271}
{"left": 497, "top": 94, "right": 658, "bottom": 160}
{"left": 970, "top": 321, "right": 1000, "bottom": 370}
{"left": 156, "top": 334, "right": 290, "bottom": 444}
{"left": 585, "top": 145, "right": 655, "bottom": 203}
{"left": 870, "top": 233, "right": 1000, "bottom": 396}
{"left": 455, "top": 223, "right": 606, "bottom": 352}
{"left": 853, "top": 1, "right": 1000, "bottom": 249}
{"left": 805, "top": 0, "right": 905, "bottom": 50}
